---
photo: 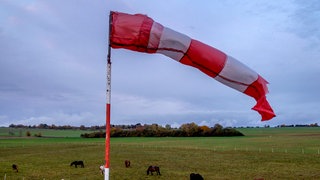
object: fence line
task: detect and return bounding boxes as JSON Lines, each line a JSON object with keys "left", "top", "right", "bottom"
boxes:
{"left": 113, "top": 143, "right": 320, "bottom": 155}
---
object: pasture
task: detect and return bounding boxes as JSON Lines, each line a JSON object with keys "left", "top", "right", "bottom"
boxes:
{"left": 1, "top": 127, "right": 320, "bottom": 179}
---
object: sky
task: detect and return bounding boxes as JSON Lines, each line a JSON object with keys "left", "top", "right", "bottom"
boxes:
{"left": 1, "top": 0, "right": 319, "bottom": 128}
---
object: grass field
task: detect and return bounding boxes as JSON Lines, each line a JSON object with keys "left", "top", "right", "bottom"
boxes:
{"left": 0, "top": 127, "right": 95, "bottom": 138}
{"left": 1, "top": 127, "right": 320, "bottom": 179}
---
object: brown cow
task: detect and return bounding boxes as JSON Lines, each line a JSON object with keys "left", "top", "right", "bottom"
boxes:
{"left": 125, "top": 160, "right": 131, "bottom": 168}
{"left": 147, "top": 166, "right": 161, "bottom": 175}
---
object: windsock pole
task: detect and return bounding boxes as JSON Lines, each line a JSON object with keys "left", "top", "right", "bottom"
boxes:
{"left": 105, "top": 11, "right": 112, "bottom": 180}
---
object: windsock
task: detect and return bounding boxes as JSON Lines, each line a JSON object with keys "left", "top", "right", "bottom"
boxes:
{"left": 109, "top": 11, "right": 275, "bottom": 120}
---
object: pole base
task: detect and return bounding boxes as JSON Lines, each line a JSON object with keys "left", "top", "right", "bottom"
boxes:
{"left": 104, "top": 168, "right": 109, "bottom": 180}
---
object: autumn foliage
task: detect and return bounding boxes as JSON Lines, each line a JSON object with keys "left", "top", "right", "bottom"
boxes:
{"left": 80, "top": 123, "right": 243, "bottom": 138}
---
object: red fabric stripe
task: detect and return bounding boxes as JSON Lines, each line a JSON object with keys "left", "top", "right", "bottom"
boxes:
{"left": 180, "top": 39, "right": 227, "bottom": 78}
{"left": 243, "top": 75, "right": 268, "bottom": 101}
{"left": 244, "top": 75, "right": 275, "bottom": 120}
{"left": 252, "top": 96, "right": 276, "bottom": 121}
{"left": 110, "top": 11, "right": 154, "bottom": 53}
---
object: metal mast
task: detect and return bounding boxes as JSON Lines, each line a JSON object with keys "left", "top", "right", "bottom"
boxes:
{"left": 105, "top": 11, "right": 112, "bottom": 180}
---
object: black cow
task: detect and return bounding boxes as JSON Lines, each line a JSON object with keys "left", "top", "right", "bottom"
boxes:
{"left": 12, "top": 164, "right": 18, "bottom": 172}
{"left": 190, "top": 173, "right": 204, "bottom": 180}
{"left": 70, "top": 161, "right": 84, "bottom": 168}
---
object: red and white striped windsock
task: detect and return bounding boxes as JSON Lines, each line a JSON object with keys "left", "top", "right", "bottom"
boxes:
{"left": 110, "top": 11, "right": 275, "bottom": 121}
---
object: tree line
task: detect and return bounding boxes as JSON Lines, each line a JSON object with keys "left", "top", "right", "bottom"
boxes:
{"left": 8, "top": 122, "right": 319, "bottom": 131}
{"left": 8, "top": 122, "right": 244, "bottom": 137}
{"left": 9, "top": 123, "right": 105, "bottom": 130}
{"left": 80, "top": 123, "right": 244, "bottom": 138}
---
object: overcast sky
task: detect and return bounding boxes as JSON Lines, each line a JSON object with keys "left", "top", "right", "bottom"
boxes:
{"left": 1, "top": 0, "right": 319, "bottom": 128}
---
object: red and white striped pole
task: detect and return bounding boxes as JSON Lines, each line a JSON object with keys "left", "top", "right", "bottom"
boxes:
{"left": 105, "top": 11, "right": 112, "bottom": 180}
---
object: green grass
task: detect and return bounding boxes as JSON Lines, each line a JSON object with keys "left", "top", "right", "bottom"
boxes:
{"left": 1, "top": 127, "right": 320, "bottom": 179}
{"left": 0, "top": 127, "right": 96, "bottom": 137}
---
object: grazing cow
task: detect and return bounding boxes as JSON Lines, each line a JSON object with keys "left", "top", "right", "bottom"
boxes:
{"left": 147, "top": 166, "right": 161, "bottom": 175}
{"left": 190, "top": 173, "right": 204, "bottom": 180}
{"left": 70, "top": 161, "right": 84, "bottom": 168}
{"left": 12, "top": 164, "right": 18, "bottom": 172}
{"left": 125, "top": 160, "right": 131, "bottom": 168}
{"left": 99, "top": 165, "right": 105, "bottom": 175}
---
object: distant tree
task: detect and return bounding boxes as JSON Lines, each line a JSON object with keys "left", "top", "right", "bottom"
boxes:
{"left": 212, "top": 124, "right": 223, "bottom": 136}
{"left": 222, "top": 128, "right": 244, "bottom": 136}
{"left": 110, "top": 127, "right": 123, "bottom": 137}
{"left": 180, "top": 122, "right": 199, "bottom": 137}
{"left": 199, "top": 125, "right": 211, "bottom": 136}
{"left": 310, "top": 123, "right": 318, "bottom": 127}
{"left": 50, "top": 124, "right": 57, "bottom": 129}
{"left": 38, "top": 124, "right": 49, "bottom": 129}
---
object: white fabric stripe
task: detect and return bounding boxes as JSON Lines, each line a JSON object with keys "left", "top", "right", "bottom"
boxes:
{"left": 148, "top": 22, "right": 163, "bottom": 49}
{"left": 214, "top": 56, "right": 258, "bottom": 92}
{"left": 156, "top": 27, "right": 191, "bottom": 61}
